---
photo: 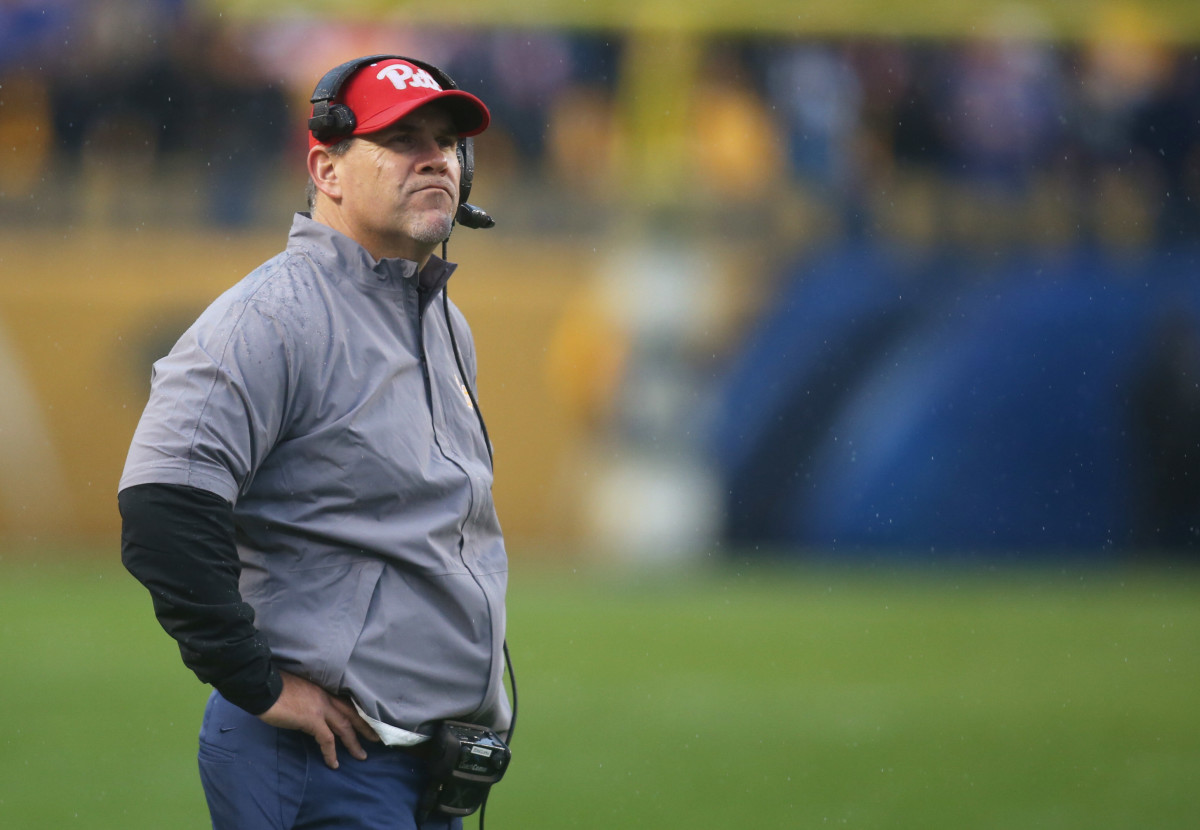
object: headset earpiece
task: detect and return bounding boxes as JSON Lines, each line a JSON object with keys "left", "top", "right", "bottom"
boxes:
{"left": 307, "top": 54, "right": 393, "bottom": 143}
{"left": 308, "top": 99, "right": 357, "bottom": 143}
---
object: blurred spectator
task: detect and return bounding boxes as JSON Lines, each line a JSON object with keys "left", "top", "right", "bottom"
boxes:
{"left": 766, "top": 43, "right": 863, "bottom": 195}
{"left": 0, "top": 69, "right": 53, "bottom": 198}
{"left": 1059, "top": 29, "right": 1170, "bottom": 246}
{"left": 858, "top": 43, "right": 948, "bottom": 172}
{"left": 182, "top": 20, "right": 291, "bottom": 225}
{"left": 477, "top": 29, "right": 576, "bottom": 164}
{"left": 942, "top": 38, "right": 1064, "bottom": 190}
{"left": 542, "top": 35, "right": 622, "bottom": 197}
{"left": 1128, "top": 53, "right": 1200, "bottom": 241}
{"left": 545, "top": 83, "right": 621, "bottom": 199}
{"left": 691, "top": 47, "right": 788, "bottom": 202}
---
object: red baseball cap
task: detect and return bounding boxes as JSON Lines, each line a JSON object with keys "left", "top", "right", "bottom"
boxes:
{"left": 309, "top": 58, "right": 490, "bottom": 148}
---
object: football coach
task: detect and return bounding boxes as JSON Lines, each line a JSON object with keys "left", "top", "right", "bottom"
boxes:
{"left": 118, "top": 55, "right": 512, "bottom": 830}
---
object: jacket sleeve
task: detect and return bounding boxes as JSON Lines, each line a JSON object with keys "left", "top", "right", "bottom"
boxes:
{"left": 118, "top": 482, "right": 283, "bottom": 715}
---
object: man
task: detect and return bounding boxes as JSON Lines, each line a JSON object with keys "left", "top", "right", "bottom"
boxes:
{"left": 118, "top": 56, "right": 510, "bottom": 830}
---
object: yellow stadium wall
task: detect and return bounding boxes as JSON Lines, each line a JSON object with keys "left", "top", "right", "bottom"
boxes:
{"left": 0, "top": 229, "right": 597, "bottom": 551}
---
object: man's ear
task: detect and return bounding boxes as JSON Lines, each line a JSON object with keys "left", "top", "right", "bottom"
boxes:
{"left": 307, "top": 144, "right": 342, "bottom": 203}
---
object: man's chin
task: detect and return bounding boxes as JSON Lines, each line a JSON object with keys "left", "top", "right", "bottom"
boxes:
{"left": 407, "top": 213, "right": 456, "bottom": 246}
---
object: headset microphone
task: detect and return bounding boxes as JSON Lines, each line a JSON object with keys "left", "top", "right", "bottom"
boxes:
{"left": 456, "top": 203, "right": 495, "bottom": 229}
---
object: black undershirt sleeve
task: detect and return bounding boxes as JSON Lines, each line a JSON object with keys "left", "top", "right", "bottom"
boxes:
{"left": 118, "top": 482, "right": 283, "bottom": 715}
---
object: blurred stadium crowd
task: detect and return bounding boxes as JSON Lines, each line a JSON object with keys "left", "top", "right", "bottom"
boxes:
{"left": 2, "top": 0, "right": 1199, "bottom": 246}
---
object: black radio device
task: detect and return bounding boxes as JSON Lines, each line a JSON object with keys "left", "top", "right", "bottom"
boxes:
{"left": 419, "top": 721, "right": 512, "bottom": 820}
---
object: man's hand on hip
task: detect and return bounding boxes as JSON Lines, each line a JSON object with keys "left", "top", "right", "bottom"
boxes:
{"left": 257, "top": 670, "right": 381, "bottom": 769}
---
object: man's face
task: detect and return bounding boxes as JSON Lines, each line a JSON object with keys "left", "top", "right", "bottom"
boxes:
{"left": 330, "top": 103, "right": 462, "bottom": 261}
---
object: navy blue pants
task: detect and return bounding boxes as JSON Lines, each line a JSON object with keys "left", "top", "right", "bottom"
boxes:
{"left": 197, "top": 691, "right": 462, "bottom": 830}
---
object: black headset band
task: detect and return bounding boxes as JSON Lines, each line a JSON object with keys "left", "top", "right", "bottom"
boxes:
{"left": 309, "top": 54, "right": 457, "bottom": 106}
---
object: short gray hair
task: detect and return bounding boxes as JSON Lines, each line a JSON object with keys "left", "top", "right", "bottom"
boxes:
{"left": 305, "top": 137, "right": 355, "bottom": 211}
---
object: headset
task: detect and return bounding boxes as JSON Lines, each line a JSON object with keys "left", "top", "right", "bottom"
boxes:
{"left": 308, "top": 54, "right": 495, "bottom": 230}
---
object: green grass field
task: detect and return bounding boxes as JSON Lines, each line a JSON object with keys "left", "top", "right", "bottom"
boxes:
{"left": 2, "top": 547, "right": 1198, "bottom": 829}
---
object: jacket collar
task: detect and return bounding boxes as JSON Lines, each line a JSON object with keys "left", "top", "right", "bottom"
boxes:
{"left": 288, "top": 213, "right": 458, "bottom": 300}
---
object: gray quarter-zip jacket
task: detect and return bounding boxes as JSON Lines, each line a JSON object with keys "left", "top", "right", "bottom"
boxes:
{"left": 119, "top": 213, "right": 510, "bottom": 742}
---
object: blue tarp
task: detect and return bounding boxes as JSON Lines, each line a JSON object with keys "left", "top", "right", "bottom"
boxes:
{"left": 709, "top": 245, "right": 1200, "bottom": 555}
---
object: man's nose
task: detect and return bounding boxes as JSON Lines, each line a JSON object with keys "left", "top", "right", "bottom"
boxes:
{"left": 417, "top": 141, "right": 451, "bottom": 172}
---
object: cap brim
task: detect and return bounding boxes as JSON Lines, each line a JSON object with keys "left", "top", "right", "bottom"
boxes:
{"left": 354, "top": 89, "right": 490, "bottom": 138}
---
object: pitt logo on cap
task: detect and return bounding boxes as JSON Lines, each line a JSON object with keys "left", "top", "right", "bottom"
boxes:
{"left": 376, "top": 63, "right": 443, "bottom": 92}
